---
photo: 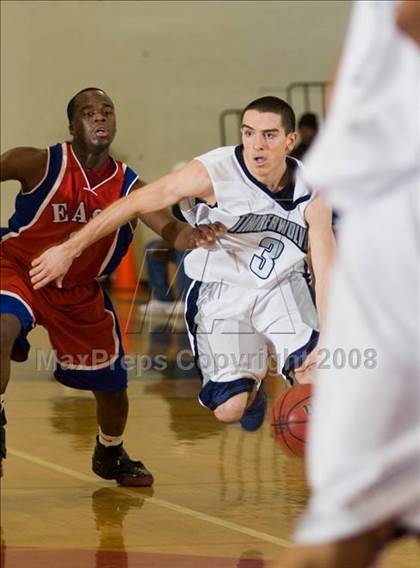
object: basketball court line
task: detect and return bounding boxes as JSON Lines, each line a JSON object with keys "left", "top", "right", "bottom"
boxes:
{"left": 8, "top": 446, "right": 291, "bottom": 549}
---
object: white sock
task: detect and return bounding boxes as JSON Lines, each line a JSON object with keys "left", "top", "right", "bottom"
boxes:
{"left": 98, "top": 428, "right": 123, "bottom": 447}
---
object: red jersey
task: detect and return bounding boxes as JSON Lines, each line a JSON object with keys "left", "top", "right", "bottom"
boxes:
{"left": 1, "top": 142, "right": 138, "bottom": 287}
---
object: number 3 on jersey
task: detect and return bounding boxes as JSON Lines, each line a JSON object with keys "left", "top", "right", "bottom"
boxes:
{"left": 250, "top": 237, "right": 284, "bottom": 279}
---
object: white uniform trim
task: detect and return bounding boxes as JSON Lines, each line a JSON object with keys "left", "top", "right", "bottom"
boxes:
{"left": 70, "top": 144, "right": 119, "bottom": 194}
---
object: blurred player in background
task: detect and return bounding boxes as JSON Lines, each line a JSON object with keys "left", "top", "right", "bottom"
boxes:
{"left": 28, "top": 96, "right": 335, "bottom": 434}
{"left": 0, "top": 87, "right": 222, "bottom": 483}
{"left": 290, "top": 112, "right": 319, "bottom": 161}
{"left": 282, "top": 1, "right": 420, "bottom": 566}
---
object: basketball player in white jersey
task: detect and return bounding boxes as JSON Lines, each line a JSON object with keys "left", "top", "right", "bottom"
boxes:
{"left": 29, "top": 96, "right": 335, "bottom": 432}
{"left": 280, "top": 1, "right": 420, "bottom": 566}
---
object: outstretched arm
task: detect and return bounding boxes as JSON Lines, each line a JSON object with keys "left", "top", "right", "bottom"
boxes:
{"left": 29, "top": 160, "right": 215, "bottom": 288}
{"left": 130, "top": 180, "right": 226, "bottom": 251}
{"left": 75, "top": 159, "right": 213, "bottom": 254}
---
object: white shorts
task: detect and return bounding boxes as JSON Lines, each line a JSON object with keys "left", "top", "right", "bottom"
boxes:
{"left": 295, "top": 181, "right": 420, "bottom": 544}
{"left": 185, "top": 269, "right": 319, "bottom": 410}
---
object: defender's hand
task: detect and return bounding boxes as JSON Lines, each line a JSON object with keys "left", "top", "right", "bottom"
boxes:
{"left": 30, "top": 243, "right": 76, "bottom": 290}
{"left": 190, "top": 222, "right": 227, "bottom": 248}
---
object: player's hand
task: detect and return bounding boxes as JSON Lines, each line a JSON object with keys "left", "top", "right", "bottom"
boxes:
{"left": 29, "top": 243, "right": 75, "bottom": 290}
{"left": 294, "top": 346, "right": 319, "bottom": 384}
{"left": 189, "top": 222, "right": 227, "bottom": 248}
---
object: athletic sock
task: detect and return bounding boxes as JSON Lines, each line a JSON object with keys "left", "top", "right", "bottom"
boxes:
{"left": 98, "top": 428, "right": 123, "bottom": 448}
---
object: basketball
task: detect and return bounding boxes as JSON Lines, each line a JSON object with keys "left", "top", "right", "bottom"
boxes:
{"left": 271, "top": 384, "right": 313, "bottom": 457}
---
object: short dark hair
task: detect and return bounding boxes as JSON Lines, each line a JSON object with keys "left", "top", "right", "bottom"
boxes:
{"left": 241, "top": 96, "right": 296, "bottom": 134}
{"left": 298, "top": 112, "right": 318, "bottom": 131}
{"left": 66, "top": 87, "right": 106, "bottom": 123}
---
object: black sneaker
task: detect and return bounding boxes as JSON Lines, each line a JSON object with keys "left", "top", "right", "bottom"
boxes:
{"left": 92, "top": 436, "right": 154, "bottom": 487}
{"left": 0, "top": 407, "right": 6, "bottom": 478}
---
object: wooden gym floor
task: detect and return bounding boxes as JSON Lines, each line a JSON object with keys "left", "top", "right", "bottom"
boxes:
{"left": 1, "top": 293, "right": 419, "bottom": 567}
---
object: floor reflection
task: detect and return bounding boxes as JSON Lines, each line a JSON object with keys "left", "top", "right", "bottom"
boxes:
{"left": 236, "top": 549, "right": 266, "bottom": 567}
{"left": 92, "top": 486, "right": 154, "bottom": 568}
{"left": 50, "top": 395, "right": 97, "bottom": 450}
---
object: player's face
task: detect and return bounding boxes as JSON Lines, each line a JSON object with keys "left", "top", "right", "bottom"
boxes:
{"left": 241, "top": 110, "right": 296, "bottom": 176}
{"left": 70, "top": 91, "right": 117, "bottom": 150}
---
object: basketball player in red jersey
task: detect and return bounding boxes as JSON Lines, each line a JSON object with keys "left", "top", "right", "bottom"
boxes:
{"left": 0, "top": 87, "right": 224, "bottom": 484}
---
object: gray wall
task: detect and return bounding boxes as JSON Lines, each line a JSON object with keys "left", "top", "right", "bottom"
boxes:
{"left": 1, "top": 0, "right": 350, "bottom": 248}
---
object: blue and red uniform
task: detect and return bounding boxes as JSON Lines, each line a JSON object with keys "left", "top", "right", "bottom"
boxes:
{"left": 0, "top": 142, "right": 138, "bottom": 391}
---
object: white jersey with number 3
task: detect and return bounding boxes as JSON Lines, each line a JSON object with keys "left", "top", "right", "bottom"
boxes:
{"left": 180, "top": 146, "right": 314, "bottom": 288}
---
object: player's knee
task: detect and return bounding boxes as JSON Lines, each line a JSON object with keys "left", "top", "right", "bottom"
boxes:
{"left": 214, "top": 392, "right": 249, "bottom": 423}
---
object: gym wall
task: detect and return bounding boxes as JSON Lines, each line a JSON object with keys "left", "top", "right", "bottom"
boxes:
{"left": 1, "top": 0, "right": 349, "bottom": 258}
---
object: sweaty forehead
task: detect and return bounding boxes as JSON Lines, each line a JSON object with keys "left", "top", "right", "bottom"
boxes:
{"left": 242, "top": 110, "right": 283, "bottom": 130}
{"left": 74, "top": 90, "right": 114, "bottom": 111}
